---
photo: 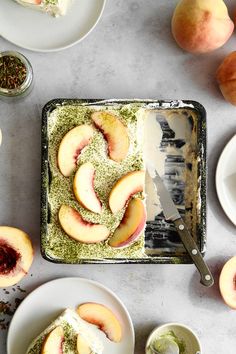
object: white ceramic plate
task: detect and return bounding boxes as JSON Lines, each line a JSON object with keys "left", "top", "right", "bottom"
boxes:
{"left": 7, "top": 277, "right": 135, "bottom": 354}
{"left": 216, "top": 134, "right": 236, "bottom": 226}
{"left": 0, "top": 0, "right": 106, "bottom": 52}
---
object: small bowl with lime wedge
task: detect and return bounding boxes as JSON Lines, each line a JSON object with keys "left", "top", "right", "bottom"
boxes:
{"left": 145, "top": 323, "right": 202, "bottom": 354}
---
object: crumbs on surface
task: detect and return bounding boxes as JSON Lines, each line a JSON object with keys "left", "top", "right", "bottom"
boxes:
{"left": 44, "top": 103, "right": 146, "bottom": 262}
{"left": 0, "top": 295, "right": 24, "bottom": 330}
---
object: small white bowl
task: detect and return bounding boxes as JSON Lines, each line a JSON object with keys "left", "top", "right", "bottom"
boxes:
{"left": 145, "top": 323, "right": 202, "bottom": 354}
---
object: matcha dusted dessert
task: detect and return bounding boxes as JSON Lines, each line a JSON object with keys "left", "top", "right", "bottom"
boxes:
{"left": 42, "top": 101, "right": 201, "bottom": 263}
{"left": 14, "top": 0, "right": 73, "bottom": 17}
{"left": 44, "top": 104, "right": 147, "bottom": 262}
{"left": 26, "top": 308, "right": 104, "bottom": 354}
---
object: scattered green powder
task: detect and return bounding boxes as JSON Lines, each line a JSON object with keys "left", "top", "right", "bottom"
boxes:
{"left": 44, "top": 0, "right": 58, "bottom": 5}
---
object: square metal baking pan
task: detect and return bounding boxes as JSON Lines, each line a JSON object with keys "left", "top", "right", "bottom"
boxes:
{"left": 41, "top": 99, "right": 206, "bottom": 264}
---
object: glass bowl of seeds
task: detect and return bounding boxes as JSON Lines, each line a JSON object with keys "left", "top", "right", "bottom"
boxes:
{"left": 0, "top": 51, "right": 33, "bottom": 100}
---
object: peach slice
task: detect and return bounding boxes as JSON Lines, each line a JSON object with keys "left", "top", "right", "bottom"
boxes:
{"left": 77, "top": 334, "right": 92, "bottom": 354}
{"left": 77, "top": 303, "right": 122, "bottom": 343}
{"left": 25, "top": 0, "right": 42, "bottom": 3}
{"left": 58, "top": 205, "right": 109, "bottom": 243}
{"left": 58, "top": 125, "right": 94, "bottom": 177}
{"left": 73, "top": 162, "right": 102, "bottom": 214}
{"left": 41, "top": 326, "right": 64, "bottom": 354}
{"left": 0, "top": 226, "right": 34, "bottom": 288}
{"left": 219, "top": 256, "right": 236, "bottom": 309}
{"left": 109, "top": 170, "right": 145, "bottom": 213}
{"left": 91, "top": 111, "right": 129, "bottom": 162}
{"left": 109, "top": 198, "right": 146, "bottom": 248}
{"left": 20, "top": 0, "right": 42, "bottom": 4}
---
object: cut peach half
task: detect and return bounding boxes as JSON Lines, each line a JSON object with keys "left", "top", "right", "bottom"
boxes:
{"left": 219, "top": 256, "right": 236, "bottom": 309}
{"left": 41, "top": 326, "right": 64, "bottom": 354}
{"left": 109, "top": 170, "right": 145, "bottom": 213}
{"left": 77, "top": 303, "right": 122, "bottom": 343}
{"left": 77, "top": 334, "right": 92, "bottom": 354}
{"left": 0, "top": 226, "right": 34, "bottom": 288}
{"left": 91, "top": 111, "right": 129, "bottom": 162}
{"left": 109, "top": 198, "right": 146, "bottom": 248}
{"left": 73, "top": 162, "right": 102, "bottom": 214}
{"left": 58, "top": 205, "right": 109, "bottom": 243}
{"left": 58, "top": 125, "right": 94, "bottom": 177}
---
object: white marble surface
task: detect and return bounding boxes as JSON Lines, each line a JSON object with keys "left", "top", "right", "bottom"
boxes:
{"left": 1, "top": 0, "right": 236, "bottom": 353}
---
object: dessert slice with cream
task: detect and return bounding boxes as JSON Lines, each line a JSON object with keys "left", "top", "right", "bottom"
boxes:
{"left": 14, "top": 0, "right": 72, "bottom": 17}
{"left": 26, "top": 308, "right": 103, "bottom": 354}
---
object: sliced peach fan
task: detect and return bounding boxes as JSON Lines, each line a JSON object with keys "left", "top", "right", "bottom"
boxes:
{"left": 58, "top": 205, "right": 110, "bottom": 243}
{"left": 77, "top": 302, "right": 122, "bottom": 343}
{"left": 109, "top": 170, "right": 145, "bottom": 213}
{"left": 109, "top": 198, "right": 146, "bottom": 248}
{"left": 57, "top": 125, "right": 94, "bottom": 177}
{"left": 0, "top": 226, "right": 34, "bottom": 288}
{"left": 91, "top": 111, "right": 130, "bottom": 162}
{"left": 73, "top": 162, "right": 102, "bottom": 214}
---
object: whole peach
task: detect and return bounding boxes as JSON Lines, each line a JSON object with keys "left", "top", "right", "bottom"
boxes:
{"left": 216, "top": 52, "right": 236, "bottom": 106}
{"left": 219, "top": 256, "right": 236, "bottom": 309}
{"left": 171, "top": 0, "right": 234, "bottom": 54}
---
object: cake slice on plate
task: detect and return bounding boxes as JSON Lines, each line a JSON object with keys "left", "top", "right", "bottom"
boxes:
{"left": 26, "top": 308, "right": 104, "bottom": 354}
{"left": 14, "top": 0, "right": 72, "bottom": 17}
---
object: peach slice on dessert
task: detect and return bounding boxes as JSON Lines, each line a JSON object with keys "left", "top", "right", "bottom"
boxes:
{"left": 58, "top": 205, "right": 109, "bottom": 243}
{"left": 22, "top": 0, "right": 42, "bottom": 4}
{"left": 0, "top": 226, "right": 34, "bottom": 288}
{"left": 91, "top": 111, "right": 129, "bottom": 162}
{"left": 109, "top": 198, "right": 146, "bottom": 248}
{"left": 109, "top": 170, "right": 145, "bottom": 213}
{"left": 58, "top": 125, "right": 94, "bottom": 177}
{"left": 77, "top": 334, "right": 92, "bottom": 354}
{"left": 219, "top": 256, "right": 236, "bottom": 309}
{"left": 41, "top": 326, "right": 64, "bottom": 354}
{"left": 77, "top": 303, "right": 122, "bottom": 343}
{"left": 73, "top": 162, "right": 102, "bottom": 214}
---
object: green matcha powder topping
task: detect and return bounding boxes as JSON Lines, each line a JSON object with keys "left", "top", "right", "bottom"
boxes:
{"left": 43, "top": 104, "right": 146, "bottom": 262}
